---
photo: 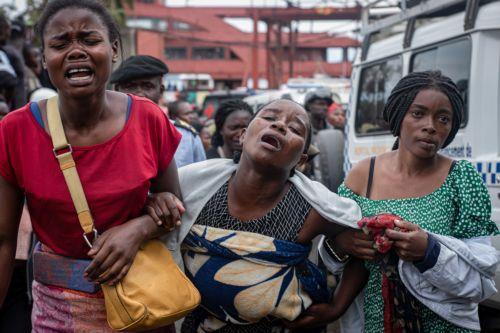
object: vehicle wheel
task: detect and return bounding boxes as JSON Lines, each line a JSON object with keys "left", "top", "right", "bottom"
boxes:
{"left": 315, "top": 129, "right": 345, "bottom": 192}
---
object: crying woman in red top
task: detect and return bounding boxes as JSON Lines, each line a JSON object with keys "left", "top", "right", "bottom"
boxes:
{"left": 0, "top": 1, "right": 182, "bottom": 332}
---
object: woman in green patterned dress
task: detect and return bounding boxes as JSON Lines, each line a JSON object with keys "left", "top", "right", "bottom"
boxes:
{"left": 323, "top": 71, "right": 499, "bottom": 333}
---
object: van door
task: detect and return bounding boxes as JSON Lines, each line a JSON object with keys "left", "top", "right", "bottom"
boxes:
{"left": 347, "top": 56, "right": 403, "bottom": 167}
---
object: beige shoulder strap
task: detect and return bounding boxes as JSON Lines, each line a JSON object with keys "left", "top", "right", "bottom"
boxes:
{"left": 46, "top": 96, "right": 97, "bottom": 247}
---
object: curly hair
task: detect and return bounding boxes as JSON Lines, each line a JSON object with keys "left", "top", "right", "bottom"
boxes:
{"left": 383, "top": 71, "right": 464, "bottom": 150}
{"left": 211, "top": 99, "right": 253, "bottom": 148}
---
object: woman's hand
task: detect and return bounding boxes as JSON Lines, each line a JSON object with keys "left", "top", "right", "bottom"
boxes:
{"left": 145, "top": 192, "right": 185, "bottom": 230}
{"left": 283, "top": 303, "right": 341, "bottom": 331}
{"left": 385, "top": 219, "right": 428, "bottom": 261}
{"left": 85, "top": 218, "right": 149, "bottom": 285}
{"left": 334, "top": 228, "right": 377, "bottom": 260}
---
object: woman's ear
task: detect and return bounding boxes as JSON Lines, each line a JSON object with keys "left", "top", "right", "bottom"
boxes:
{"left": 111, "top": 40, "right": 119, "bottom": 63}
{"left": 295, "top": 143, "right": 318, "bottom": 173}
{"left": 42, "top": 54, "right": 47, "bottom": 69}
{"left": 239, "top": 128, "right": 247, "bottom": 145}
{"left": 295, "top": 153, "right": 309, "bottom": 171}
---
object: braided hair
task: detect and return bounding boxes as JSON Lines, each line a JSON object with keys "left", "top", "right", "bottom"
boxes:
{"left": 383, "top": 71, "right": 464, "bottom": 150}
{"left": 211, "top": 99, "right": 253, "bottom": 148}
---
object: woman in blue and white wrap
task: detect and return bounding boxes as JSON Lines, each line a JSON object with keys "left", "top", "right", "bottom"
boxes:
{"left": 149, "top": 99, "right": 367, "bottom": 333}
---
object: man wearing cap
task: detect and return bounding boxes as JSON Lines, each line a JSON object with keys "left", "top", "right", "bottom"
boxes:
{"left": 303, "top": 87, "right": 345, "bottom": 189}
{"left": 111, "top": 55, "right": 206, "bottom": 167}
{"left": 304, "top": 87, "right": 334, "bottom": 138}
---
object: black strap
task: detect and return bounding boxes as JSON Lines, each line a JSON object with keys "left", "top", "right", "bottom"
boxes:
{"left": 364, "top": 158, "right": 455, "bottom": 200}
{"left": 366, "top": 156, "right": 376, "bottom": 199}
{"left": 449, "top": 160, "right": 457, "bottom": 175}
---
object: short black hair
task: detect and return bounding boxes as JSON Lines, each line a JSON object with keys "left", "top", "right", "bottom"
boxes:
{"left": 383, "top": 70, "right": 464, "bottom": 150}
{"left": 212, "top": 99, "right": 253, "bottom": 147}
{"left": 35, "top": 0, "right": 121, "bottom": 52}
{"left": 168, "top": 100, "right": 190, "bottom": 119}
{"left": 254, "top": 99, "right": 312, "bottom": 154}
{"left": 233, "top": 99, "right": 312, "bottom": 174}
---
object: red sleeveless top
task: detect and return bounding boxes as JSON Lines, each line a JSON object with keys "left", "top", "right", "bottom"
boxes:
{"left": 0, "top": 95, "right": 181, "bottom": 258}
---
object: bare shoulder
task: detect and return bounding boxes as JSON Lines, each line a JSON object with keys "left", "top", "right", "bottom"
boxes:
{"left": 437, "top": 154, "right": 454, "bottom": 169}
{"left": 106, "top": 90, "right": 129, "bottom": 115}
{"left": 344, "top": 156, "right": 372, "bottom": 196}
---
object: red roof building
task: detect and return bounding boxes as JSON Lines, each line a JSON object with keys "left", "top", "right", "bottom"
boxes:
{"left": 127, "top": 1, "right": 360, "bottom": 89}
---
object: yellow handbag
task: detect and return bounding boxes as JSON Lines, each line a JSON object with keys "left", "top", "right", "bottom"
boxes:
{"left": 46, "top": 96, "right": 201, "bottom": 331}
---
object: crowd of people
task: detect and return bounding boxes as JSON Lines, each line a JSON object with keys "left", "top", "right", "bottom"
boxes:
{"left": 0, "top": 1, "right": 498, "bottom": 333}
{"left": 0, "top": 13, "right": 58, "bottom": 120}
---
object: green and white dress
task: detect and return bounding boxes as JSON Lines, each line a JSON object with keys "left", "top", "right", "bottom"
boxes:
{"left": 338, "top": 160, "right": 498, "bottom": 333}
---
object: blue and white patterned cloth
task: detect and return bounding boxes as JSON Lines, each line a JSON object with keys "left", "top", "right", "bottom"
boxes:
{"left": 183, "top": 225, "right": 330, "bottom": 330}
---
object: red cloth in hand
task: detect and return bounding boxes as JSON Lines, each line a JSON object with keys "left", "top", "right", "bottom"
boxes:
{"left": 357, "top": 214, "right": 405, "bottom": 254}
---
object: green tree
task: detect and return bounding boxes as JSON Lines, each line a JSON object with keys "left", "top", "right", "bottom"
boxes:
{"left": 103, "top": 0, "right": 134, "bottom": 26}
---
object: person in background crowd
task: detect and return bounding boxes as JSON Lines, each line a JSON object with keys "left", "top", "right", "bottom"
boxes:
{"left": 304, "top": 87, "right": 333, "bottom": 138}
{"left": 7, "top": 18, "right": 27, "bottom": 108}
{"left": 167, "top": 100, "right": 206, "bottom": 166}
{"left": 200, "top": 120, "right": 215, "bottom": 152}
{"left": 0, "top": 56, "right": 25, "bottom": 332}
{"left": 7, "top": 19, "right": 24, "bottom": 51}
{"left": 0, "top": 20, "right": 53, "bottom": 333}
{"left": 111, "top": 55, "right": 167, "bottom": 105}
{"left": 0, "top": 1, "right": 183, "bottom": 332}
{"left": 23, "top": 43, "right": 42, "bottom": 98}
{"left": 302, "top": 88, "right": 336, "bottom": 183}
{"left": 112, "top": 55, "right": 205, "bottom": 167}
{"left": 206, "top": 99, "right": 252, "bottom": 159}
{"left": 327, "top": 102, "right": 346, "bottom": 130}
{"left": 169, "top": 100, "right": 198, "bottom": 126}
{"left": 0, "top": 14, "right": 25, "bottom": 110}
{"left": 0, "top": 61, "right": 16, "bottom": 120}
{"left": 323, "top": 71, "right": 499, "bottom": 333}
{"left": 190, "top": 105, "right": 204, "bottom": 133}
{"left": 158, "top": 96, "right": 169, "bottom": 116}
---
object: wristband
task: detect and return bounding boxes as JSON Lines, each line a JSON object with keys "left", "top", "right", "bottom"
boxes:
{"left": 324, "top": 238, "right": 351, "bottom": 263}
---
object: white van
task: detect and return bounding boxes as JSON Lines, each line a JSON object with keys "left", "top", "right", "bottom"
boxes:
{"left": 346, "top": 0, "right": 500, "bottom": 312}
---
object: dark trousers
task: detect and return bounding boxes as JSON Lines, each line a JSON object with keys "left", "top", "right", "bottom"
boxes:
{"left": 0, "top": 261, "right": 31, "bottom": 333}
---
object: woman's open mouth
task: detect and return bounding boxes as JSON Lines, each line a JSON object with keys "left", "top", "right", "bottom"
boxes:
{"left": 64, "top": 67, "right": 94, "bottom": 85}
{"left": 261, "top": 134, "right": 282, "bottom": 151}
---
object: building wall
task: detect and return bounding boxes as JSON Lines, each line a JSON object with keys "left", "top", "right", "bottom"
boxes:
{"left": 136, "top": 30, "right": 165, "bottom": 59}
{"left": 129, "top": 4, "right": 359, "bottom": 88}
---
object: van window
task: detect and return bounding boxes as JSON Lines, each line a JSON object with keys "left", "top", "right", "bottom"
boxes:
{"left": 411, "top": 38, "right": 471, "bottom": 125}
{"left": 355, "top": 56, "right": 403, "bottom": 135}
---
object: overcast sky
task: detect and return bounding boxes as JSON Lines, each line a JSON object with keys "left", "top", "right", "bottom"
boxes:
{"left": 0, "top": 0, "right": 362, "bottom": 35}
